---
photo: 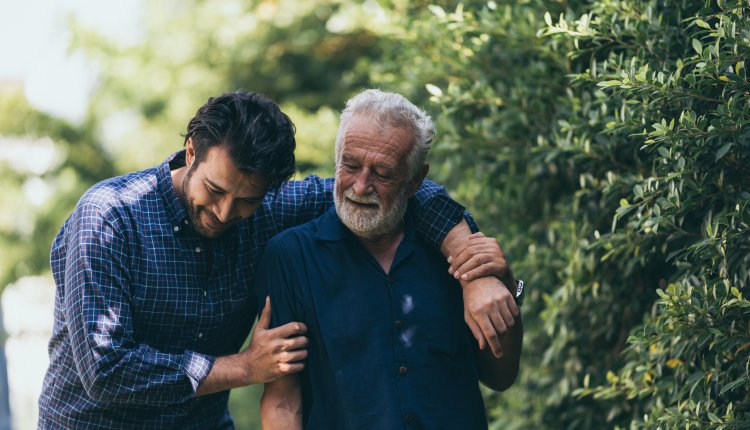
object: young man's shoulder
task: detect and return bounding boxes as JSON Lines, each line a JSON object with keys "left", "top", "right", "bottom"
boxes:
{"left": 76, "top": 166, "right": 162, "bottom": 216}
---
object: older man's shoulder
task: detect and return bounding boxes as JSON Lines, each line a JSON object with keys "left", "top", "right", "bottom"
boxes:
{"left": 266, "top": 212, "right": 328, "bottom": 250}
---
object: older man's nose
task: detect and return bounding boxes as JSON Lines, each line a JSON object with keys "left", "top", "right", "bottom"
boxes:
{"left": 352, "top": 172, "right": 374, "bottom": 195}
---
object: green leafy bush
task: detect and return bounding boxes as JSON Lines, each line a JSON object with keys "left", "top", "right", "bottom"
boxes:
{"left": 550, "top": 1, "right": 750, "bottom": 428}
{"left": 372, "top": 0, "right": 750, "bottom": 428}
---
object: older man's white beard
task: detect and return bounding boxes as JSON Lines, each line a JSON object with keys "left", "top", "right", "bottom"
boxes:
{"left": 334, "top": 187, "right": 409, "bottom": 239}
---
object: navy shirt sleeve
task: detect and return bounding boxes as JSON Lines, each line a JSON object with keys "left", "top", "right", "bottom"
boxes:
{"left": 254, "top": 233, "right": 304, "bottom": 329}
{"left": 265, "top": 174, "right": 479, "bottom": 247}
{"left": 61, "top": 196, "right": 214, "bottom": 406}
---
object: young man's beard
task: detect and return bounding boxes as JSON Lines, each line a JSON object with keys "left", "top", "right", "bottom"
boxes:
{"left": 334, "top": 185, "right": 409, "bottom": 239}
{"left": 181, "top": 164, "right": 223, "bottom": 238}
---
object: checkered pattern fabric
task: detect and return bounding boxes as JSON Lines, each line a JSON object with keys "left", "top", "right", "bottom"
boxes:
{"left": 37, "top": 150, "right": 473, "bottom": 429}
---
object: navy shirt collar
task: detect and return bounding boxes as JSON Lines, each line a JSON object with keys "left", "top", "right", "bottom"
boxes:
{"left": 315, "top": 205, "right": 350, "bottom": 242}
{"left": 315, "top": 205, "right": 418, "bottom": 272}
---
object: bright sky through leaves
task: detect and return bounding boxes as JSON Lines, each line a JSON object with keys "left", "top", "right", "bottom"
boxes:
{"left": 0, "top": 0, "right": 143, "bottom": 122}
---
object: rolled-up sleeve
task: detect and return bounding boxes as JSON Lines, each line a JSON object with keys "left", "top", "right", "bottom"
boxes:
{"left": 64, "top": 201, "right": 214, "bottom": 406}
{"left": 411, "top": 179, "right": 480, "bottom": 246}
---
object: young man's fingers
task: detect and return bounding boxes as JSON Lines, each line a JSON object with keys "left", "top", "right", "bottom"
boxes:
{"left": 274, "top": 321, "right": 308, "bottom": 337}
{"left": 256, "top": 296, "right": 272, "bottom": 329}
{"left": 282, "top": 349, "right": 309, "bottom": 363}
{"left": 283, "top": 335, "right": 309, "bottom": 351}
{"left": 277, "top": 362, "right": 305, "bottom": 376}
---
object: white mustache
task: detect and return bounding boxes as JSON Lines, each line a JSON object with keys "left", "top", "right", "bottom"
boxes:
{"left": 344, "top": 188, "right": 381, "bottom": 206}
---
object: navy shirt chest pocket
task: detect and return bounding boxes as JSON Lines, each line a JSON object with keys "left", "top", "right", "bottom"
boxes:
{"left": 392, "top": 259, "right": 470, "bottom": 367}
{"left": 311, "top": 273, "right": 391, "bottom": 358}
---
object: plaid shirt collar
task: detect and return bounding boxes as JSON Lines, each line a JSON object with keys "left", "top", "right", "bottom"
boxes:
{"left": 159, "top": 150, "right": 191, "bottom": 229}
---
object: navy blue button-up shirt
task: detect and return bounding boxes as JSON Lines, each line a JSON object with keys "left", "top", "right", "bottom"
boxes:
{"left": 38, "top": 151, "right": 473, "bottom": 429}
{"left": 256, "top": 207, "right": 488, "bottom": 430}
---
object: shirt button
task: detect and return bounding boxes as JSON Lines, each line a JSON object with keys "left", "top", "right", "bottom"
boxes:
{"left": 387, "top": 275, "right": 395, "bottom": 284}
{"left": 173, "top": 226, "right": 180, "bottom": 232}
{"left": 394, "top": 320, "right": 403, "bottom": 329}
{"left": 404, "top": 413, "right": 414, "bottom": 424}
{"left": 183, "top": 219, "right": 189, "bottom": 225}
{"left": 203, "top": 290, "right": 208, "bottom": 297}
{"left": 195, "top": 246, "right": 202, "bottom": 253}
{"left": 198, "top": 332, "right": 204, "bottom": 339}
{"left": 399, "top": 366, "right": 407, "bottom": 375}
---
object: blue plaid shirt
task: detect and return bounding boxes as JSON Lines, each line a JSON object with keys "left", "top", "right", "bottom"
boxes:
{"left": 38, "top": 150, "right": 472, "bottom": 429}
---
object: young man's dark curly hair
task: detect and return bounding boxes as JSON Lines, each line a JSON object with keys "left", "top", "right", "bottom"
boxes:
{"left": 184, "top": 90, "right": 297, "bottom": 191}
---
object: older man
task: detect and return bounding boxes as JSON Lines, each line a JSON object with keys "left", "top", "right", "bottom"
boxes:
{"left": 257, "top": 89, "right": 524, "bottom": 429}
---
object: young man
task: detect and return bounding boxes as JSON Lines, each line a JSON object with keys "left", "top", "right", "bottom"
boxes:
{"left": 38, "top": 90, "right": 515, "bottom": 429}
{"left": 259, "top": 90, "right": 523, "bottom": 429}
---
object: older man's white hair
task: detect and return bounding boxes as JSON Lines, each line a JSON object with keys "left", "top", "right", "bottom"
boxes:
{"left": 335, "top": 89, "right": 435, "bottom": 181}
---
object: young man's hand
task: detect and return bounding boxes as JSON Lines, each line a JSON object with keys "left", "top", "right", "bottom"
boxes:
{"left": 196, "top": 297, "right": 308, "bottom": 395}
{"left": 243, "top": 297, "right": 309, "bottom": 384}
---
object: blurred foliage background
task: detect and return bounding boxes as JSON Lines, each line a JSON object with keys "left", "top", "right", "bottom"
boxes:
{"left": 1, "top": 0, "right": 748, "bottom": 428}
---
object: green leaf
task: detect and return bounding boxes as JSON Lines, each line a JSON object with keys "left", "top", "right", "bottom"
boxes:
{"left": 695, "top": 19, "right": 711, "bottom": 29}
{"left": 425, "top": 84, "right": 443, "bottom": 97}
{"left": 692, "top": 39, "right": 703, "bottom": 55}
{"left": 707, "top": 411, "right": 722, "bottom": 423}
{"left": 428, "top": 5, "right": 446, "bottom": 18}
{"left": 544, "top": 11, "right": 553, "bottom": 27}
{"left": 715, "top": 143, "right": 732, "bottom": 161}
{"left": 634, "top": 185, "right": 643, "bottom": 199}
{"left": 720, "top": 377, "right": 749, "bottom": 395}
{"left": 597, "top": 80, "right": 622, "bottom": 88}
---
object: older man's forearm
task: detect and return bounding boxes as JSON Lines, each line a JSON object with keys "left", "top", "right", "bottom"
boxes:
{"left": 261, "top": 376, "right": 302, "bottom": 430}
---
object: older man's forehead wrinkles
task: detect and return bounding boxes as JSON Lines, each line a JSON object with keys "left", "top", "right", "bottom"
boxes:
{"left": 345, "top": 133, "right": 403, "bottom": 155}
{"left": 343, "top": 145, "right": 400, "bottom": 170}
{"left": 345, "top": 129, "right": 380, "bottom": 145}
